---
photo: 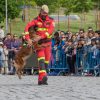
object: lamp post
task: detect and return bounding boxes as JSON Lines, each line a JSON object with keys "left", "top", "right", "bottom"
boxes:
{"left": 5, "top": 0, "right": 8, "bottom": 34}
{"left": 98, "top": 0, "right": 100, "bottom": 30}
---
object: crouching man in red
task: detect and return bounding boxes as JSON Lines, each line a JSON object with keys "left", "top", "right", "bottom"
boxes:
{"left": 24, "top": 5, "right": 55, "bottom": 85}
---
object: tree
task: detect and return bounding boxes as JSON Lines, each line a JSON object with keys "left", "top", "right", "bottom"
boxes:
{"left": 0, "top": 0, "right": 22, "bottom": 23}
{"left": 19, "top": 0, "right": 36, "bottom": 7}
{"left": 61, "top": 0, "right": 77, "bottom": 31}
{"left": 60, "top": 0, "right": 93, "bottom": 31}
{"left": 35, "top": 0, "right": 63, "bottom": 13}
{"left": 18, "top": 0, "right": 36, "bottom": 22}
{"left": 74, "top": 0, "right": 93, "bottom": 13}
{"left": 73, "top": 0, "right": 93, "bottom": 28}
{"left": 62, "top": 0, "right": 77, "bottom": 15}
{"left": 92, "top": 0, "right": 100, "bottom": 29}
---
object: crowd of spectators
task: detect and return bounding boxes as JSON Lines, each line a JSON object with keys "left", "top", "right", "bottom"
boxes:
{"left": 51, "top": 27, "right": 100, "bottom": 76}
{"left": 0, "top": 32, "right": 22, "bottom": 74}
{"left": 0, "top": 26, "right": 100, "bottom": 76}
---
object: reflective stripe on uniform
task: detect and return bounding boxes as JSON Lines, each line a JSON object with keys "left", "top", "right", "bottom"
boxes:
{"left": 23, "top": 32, "right": 29, "bottom": 35}
{"left": 39, "top": 70, "right": 46, "bottom": 73}
{"left": 37, "top": 28, "right": 48, "bottom": 31}
{"left": 45, "top": 32, "right": 52, "bottom": 39}
{"left": 38, "top": 57, "right": 45, "bottom": 61}
{"left": 45, "top": 61, "right": 49, "bottom": 64}
{"left": 47, "top": 34, "right": 52, "bottom": 38}
{"left": 45, "top": 32, "right": 51, "bottom": 39}
{"left": 37, "top": 28, "right": 52, "bottom": 38}
{"left": 45, "top": 32, "right": 49, "bottom": 37}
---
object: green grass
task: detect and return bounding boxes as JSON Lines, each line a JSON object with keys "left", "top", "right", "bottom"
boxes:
{"left": 5, "top": 9, "right": 97, "bottom": 35}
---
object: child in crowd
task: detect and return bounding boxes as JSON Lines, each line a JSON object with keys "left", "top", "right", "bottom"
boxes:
{"left": 64, "top": 39, "right": 75, "bottom": 75}
{"left": 0, "top": 42, "right": 3, "bottom": 74}
{"left": 0, "top": 42, "right": 8, "bottom": 74}
{"left": 2, "top": 45, "right": 8, "bottom": 74}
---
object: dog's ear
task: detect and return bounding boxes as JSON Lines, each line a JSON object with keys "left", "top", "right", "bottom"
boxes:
{"left": 28, "top": 26, "right": 35, "bottom": 34}
{"left": 34, "top": 25, "right": 38, "bottom": 31}
{"left": 28, "top": 25, "right": 38, "bottom": 34}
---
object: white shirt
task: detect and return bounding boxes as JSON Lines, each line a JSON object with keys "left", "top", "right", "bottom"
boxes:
{"left": 0, "top": 29, "right": 5, "bottom": 39}
{"left": 0, "top": 47, "right": 8, "bottom": 60}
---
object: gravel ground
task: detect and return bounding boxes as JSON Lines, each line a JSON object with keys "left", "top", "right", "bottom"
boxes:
{"left": 0, "top": 75, "right": 100, "bottom": 100}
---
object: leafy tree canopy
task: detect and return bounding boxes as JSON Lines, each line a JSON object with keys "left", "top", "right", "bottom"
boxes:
{"left": 0, "top": 0, "right": 21, "bottom": 23}
{"left": 0, "top": 0, "right": 98, "bottom": 23}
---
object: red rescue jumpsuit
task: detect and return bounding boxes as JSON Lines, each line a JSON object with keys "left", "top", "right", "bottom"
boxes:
{"left": 24, "top": 15, "right": 55, "bottom": 83}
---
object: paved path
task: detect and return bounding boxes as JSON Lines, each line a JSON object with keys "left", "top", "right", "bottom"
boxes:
{"left": 0, "top": 75, "right": 100, "bottom": 100}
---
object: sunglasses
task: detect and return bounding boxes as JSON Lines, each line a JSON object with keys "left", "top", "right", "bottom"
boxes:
{"left": 61, "top": 37, "right": 66, "bottom": 38}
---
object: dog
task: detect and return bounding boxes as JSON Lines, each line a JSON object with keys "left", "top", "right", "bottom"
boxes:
{"left": 13, "top": 46, "right": 33, "bottom": 79}
{"left": 13, "top": 26, "right": 50, "bottom": 79}
{"left": 13, "top": 26, "right": 40, "bottom": 79}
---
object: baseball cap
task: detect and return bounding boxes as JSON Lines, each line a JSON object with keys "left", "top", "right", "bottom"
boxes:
{"left": 41, "top": 5, "right": 49, "bottom": 13}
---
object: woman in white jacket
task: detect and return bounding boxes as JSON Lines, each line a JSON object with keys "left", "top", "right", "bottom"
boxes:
{"left": 0, "top": 42, "right": 8, "bottom": 74}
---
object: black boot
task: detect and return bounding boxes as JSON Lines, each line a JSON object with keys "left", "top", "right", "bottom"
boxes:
{"left": 38, "top": 76, "right": 48, "bottom": 85}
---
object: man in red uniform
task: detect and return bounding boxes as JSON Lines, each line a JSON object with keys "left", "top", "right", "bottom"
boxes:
{"left": 24, "top": 5, "right": 55, "bottom": 85}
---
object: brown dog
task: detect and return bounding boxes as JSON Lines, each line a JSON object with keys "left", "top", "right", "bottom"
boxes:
{"left": 13, "top": 26, "right": 39, "bottom": 79}
{"left": 13, "top": 26, "right": 49, "bottom": 79}
{"left": 13, "top": 46, "right": 33, "bottom": 79}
